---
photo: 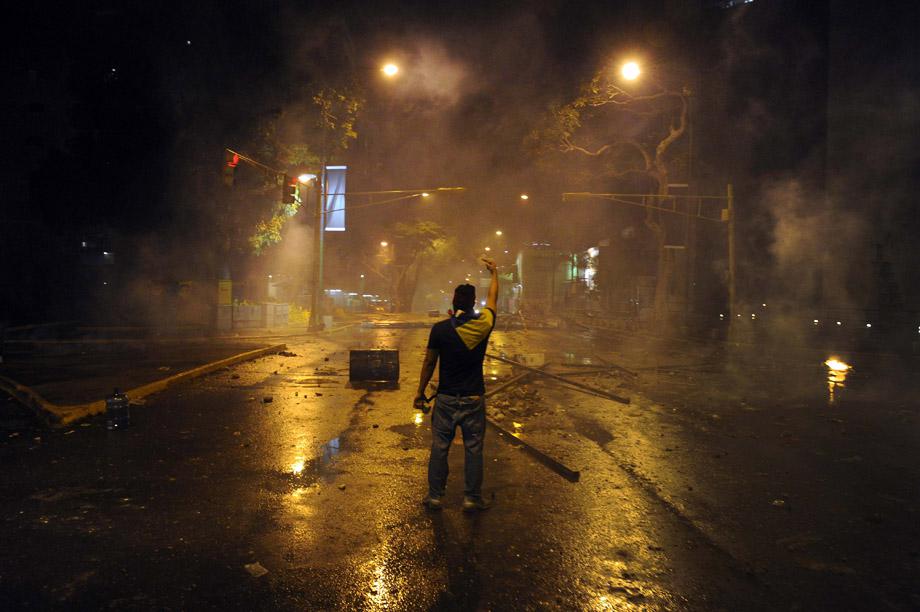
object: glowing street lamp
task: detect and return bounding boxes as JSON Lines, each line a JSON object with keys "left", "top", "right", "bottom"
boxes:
{"left": 381, "top": 63, "right": 399, "bottom": 78}
{"left": 380, "top": 240, "right": 389, "bottom": 247}
{"left": 621, "top": 61, "right": 641, "bottom": 81}
{"left": 297, "top": 173, "right": 316, "bottom": 183}
{"left": 519, "top": 194, "right": 529, "bottom": 200}
{"left": 495, "top": 230, "right": 503, "bottom": 236}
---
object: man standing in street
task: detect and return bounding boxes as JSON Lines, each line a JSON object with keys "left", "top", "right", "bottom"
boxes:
{"left": 415, "top": 257, "right": 498, "bottom": 511}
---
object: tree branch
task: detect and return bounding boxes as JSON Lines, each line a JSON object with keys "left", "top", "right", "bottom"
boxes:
{"left": 560, "top": 137, "right": 653, "bottom": 171}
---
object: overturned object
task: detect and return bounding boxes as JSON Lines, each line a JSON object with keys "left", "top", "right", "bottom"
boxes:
{"left": 349, "top": 350, "right": 399, "bottom": 382}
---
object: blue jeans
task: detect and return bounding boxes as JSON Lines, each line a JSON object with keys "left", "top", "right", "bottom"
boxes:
{"left": 428, "top": 393, "right": 486, "bottom": 501}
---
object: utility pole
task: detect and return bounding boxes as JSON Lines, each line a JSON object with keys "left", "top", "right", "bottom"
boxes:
{"left": 727, "top": 183, "right": 736, "bottom": 327}
{"left": 309, "top": 173, "right": 325, "bottom": 331}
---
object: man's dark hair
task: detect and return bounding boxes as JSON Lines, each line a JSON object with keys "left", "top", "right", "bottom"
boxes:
{"left": 452, "top": 284, "right": 476, "bottom": 312}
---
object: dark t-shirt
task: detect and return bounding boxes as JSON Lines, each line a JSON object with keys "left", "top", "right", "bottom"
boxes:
{"left": 427, "top": 308, "right": 496, "bottom": 396}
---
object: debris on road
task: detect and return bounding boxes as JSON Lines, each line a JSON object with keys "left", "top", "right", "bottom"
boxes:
{"left": 262, "top": 396, "right": 273, "bottom": 404}
{"left": 278, "top": 350, "right": 298, "bottom": 357}
{"left": 337, "top": 483, "right": 346, "bottom": 490}
{"left": 244, "top": 562, "right": 269, "bottom": 578}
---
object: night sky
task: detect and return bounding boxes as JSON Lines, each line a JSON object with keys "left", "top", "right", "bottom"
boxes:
{"left": 3, "top": 1, "right": 920, "bottom": 325}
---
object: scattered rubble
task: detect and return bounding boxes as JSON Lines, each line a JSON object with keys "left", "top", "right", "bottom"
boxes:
{"left": 244, "top": 562, "right": 269, "bottom": 578}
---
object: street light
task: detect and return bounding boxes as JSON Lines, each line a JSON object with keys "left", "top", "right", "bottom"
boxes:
{"left": 298, "top": 173, "right": 316, "bottom": 184}
{"left": 380, "top": 240, "right": 389, "bottom": 247}
{"left": 495, "top": 230, "right": 503, "bottom": 236}
{"left": 621, "top": 61, "right": 641, "bottom": 81}
{"left": 519, "top": 194, "right": 529, "bottom": 200}
{"left": 381, "top": 63, "right": 399, "bottom": 77}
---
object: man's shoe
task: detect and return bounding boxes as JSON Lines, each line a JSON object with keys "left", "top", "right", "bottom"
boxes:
{"left": 422, "top": 495, "right": 443, "bottom": 510}
{"left": 462, "top": 496, "right": 491, "bottom": 512}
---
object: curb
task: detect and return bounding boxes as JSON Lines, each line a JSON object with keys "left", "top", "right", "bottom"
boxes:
{"left": 0, "top": 343, "right": 287, "bottom": 428}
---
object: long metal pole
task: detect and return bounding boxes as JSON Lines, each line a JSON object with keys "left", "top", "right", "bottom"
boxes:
{"left": 309, "top": 176, "right": 325, "bottom": 331}
{"left": 727, "top": 183, "right": 736, "bottom": 326}
{"left": 317, "top": 128, "right": 328, "bottom": 331}
{"left": 485, "top": 353, "right": 630, "bottom": 404}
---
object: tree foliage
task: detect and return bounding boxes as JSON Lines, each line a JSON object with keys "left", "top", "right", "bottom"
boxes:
{"left": 364, "top": 221, "right": 452, "bottom": 311}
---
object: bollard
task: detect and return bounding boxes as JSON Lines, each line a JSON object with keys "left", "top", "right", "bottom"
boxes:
{"left": 106, "top": 388, "right": 131, "bottom": 430}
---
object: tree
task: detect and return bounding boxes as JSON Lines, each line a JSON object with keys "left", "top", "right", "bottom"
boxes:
{"left": 533, "top": 69, "right": 690, "bottom": 323}
{"left": 364, "top": 221, "right": 451, "bottom": 311}
{"left": 246, "top": 87, "right": 362, "bottom": 255}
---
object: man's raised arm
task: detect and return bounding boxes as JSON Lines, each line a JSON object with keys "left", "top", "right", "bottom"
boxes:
{"left": 482, "top": 258, "right": 499, "bottom": 313}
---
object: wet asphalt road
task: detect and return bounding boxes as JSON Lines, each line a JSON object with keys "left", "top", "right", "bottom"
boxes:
{"left": 0, "top": 324, "right": 918, "bottom": 610}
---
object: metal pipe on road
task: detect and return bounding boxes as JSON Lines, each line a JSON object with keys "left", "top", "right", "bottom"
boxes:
{"left": 486, "top": 353, "right": 630, "bottom": 404}
{"left": 484, "top": 371, "right": 533, "bottom": 398}
{"left": 551, "top": 366, "right": 624, "bottom": 377}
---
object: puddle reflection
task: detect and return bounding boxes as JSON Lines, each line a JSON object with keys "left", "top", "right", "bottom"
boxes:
{"left": 320, "top": 437, "right": 341, "bottom": 463}
{"left": 286, "top": 436, "right": 344, "bottom": 479}
{"left": 825, "top": 357, "right": 851, "bottom": 405}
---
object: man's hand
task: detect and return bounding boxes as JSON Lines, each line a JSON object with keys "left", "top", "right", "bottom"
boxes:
{"left": 481, "top": 257, "right": 496, "bottom": 273}
{"left": 413, "top": 393, "right": 431, "bottom": 414}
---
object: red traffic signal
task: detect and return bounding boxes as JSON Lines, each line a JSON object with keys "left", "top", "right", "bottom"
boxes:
{"left": 223, "top": 150, "right": 240, "bottom": 186}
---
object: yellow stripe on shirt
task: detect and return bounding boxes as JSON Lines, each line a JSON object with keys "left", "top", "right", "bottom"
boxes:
{"left": 454, "top": 309, "right": 495, "bottom": 350}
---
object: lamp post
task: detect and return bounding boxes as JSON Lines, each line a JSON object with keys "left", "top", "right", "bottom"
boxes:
{"left": 616, "top": 60, "right": 700, "bottom": 327}
{"left": 307, "top": 173, "right": 325, "bottom": 331}
{"left": 306, "top": 63, "right": 399, "bottom": 331}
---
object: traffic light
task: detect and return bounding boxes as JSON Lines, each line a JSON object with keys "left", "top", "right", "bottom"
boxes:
{"left": 223, "top": 150, "right": 239, "bottom": 186}
{"left": 282, "top": 175, "right": 298, "bottom": 204}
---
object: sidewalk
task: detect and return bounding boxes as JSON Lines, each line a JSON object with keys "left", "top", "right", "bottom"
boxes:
{"left": 0, "top": 338, "right": 288, "bottom": 427}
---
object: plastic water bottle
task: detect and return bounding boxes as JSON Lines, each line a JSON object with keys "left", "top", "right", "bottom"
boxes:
{"left": 106, "top": 388, "right": 130, "bottom": 430}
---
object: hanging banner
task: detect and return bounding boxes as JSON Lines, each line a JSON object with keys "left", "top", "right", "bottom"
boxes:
{"left": 323, "top": 165, "right": 347, "bottom": 231}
